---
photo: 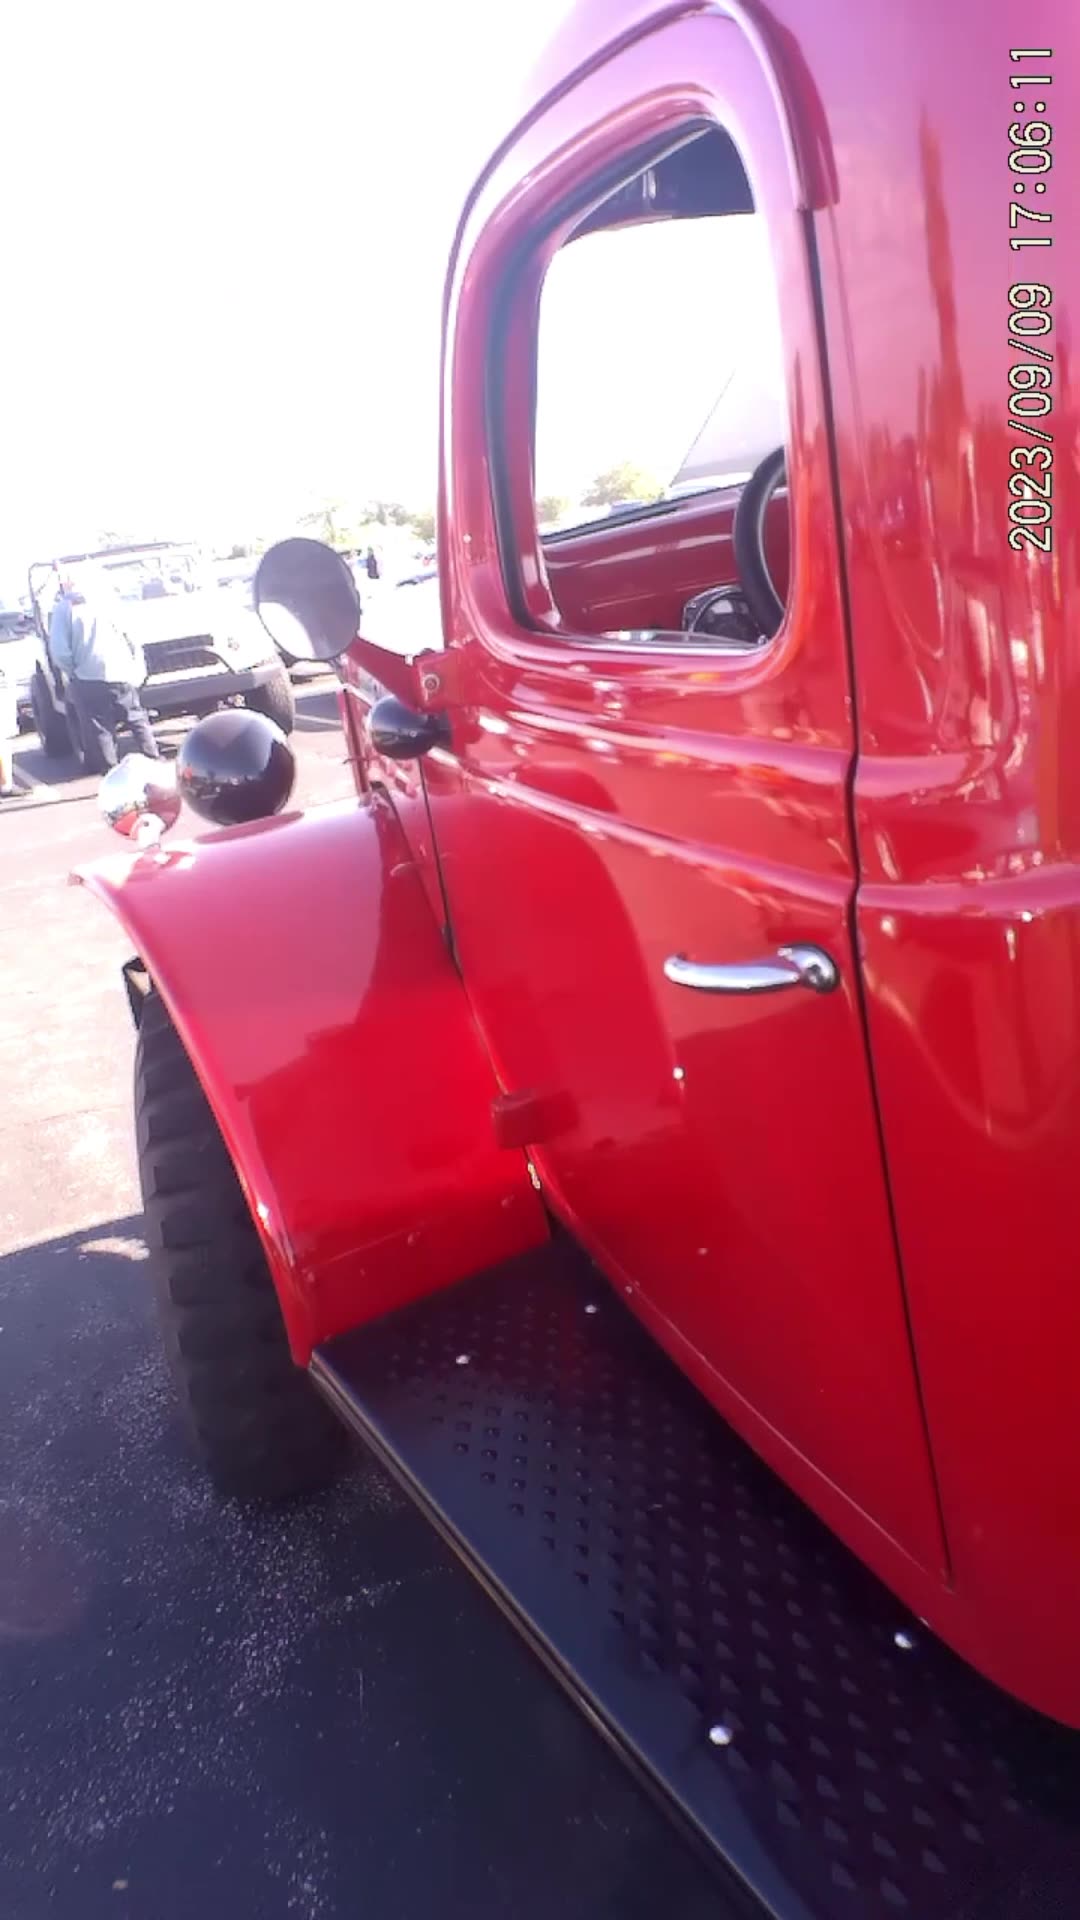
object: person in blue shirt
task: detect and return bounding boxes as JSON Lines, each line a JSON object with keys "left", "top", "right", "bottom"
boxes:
{"left": 48, "top": 573, "right": 160, "bottom": 768}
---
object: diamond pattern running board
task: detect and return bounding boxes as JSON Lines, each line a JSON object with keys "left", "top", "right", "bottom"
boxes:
{"left": 313, "top": 1241, "right": 1080, "bottom": 1920}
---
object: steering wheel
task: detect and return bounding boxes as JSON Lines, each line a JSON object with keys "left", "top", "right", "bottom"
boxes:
{"left": 732, "top": 446, "right": 786, "bottom": 638}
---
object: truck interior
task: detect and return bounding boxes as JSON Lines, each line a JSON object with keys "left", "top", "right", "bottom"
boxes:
{"left": 532, "top": 127, "right": 791, "bottom": 643}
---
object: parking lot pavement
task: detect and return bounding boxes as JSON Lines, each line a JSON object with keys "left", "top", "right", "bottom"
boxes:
{"left": 0, "top": 691, "right": 721, "bottom": 1920}
{"left": 9, "top": 674, "right": 351, "bottom": 811}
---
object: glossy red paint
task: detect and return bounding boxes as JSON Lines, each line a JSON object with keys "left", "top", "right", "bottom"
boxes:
{"left": 77, "top": 797, "right": 547, "bottom": 1361}
{"left": 545, "top": 490, "right": 790, "bottom": 636}
{"left": 431, "top": 13, "right": 951, "bottom": 1585}
{"left": 805, "top": 0, "right": 1080, "bottom": 1721}
{"left": 417, "top": 0, "right": 1080, "bottom": 1726}
{"left": 337, "top": 659, "right": 449, "bottom": 936}
{"left": 336, "top": 682, "right": 369, "bottom": 794}
{"left": 77, "top": 0, "right": 1080, "bottom": 1732}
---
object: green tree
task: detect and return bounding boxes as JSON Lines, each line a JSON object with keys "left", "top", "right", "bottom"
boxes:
{"left": 298, "top": 499, "right": 350, "bottom": 548}
{"left": 581, "top": 463, "right": 660, "bottom": 510}
{"left": 536, "top": 494, "right": 570, "bottom": 528}
{"left": 366, "top": 499, "right": 413, "bottom": 528}
{"left": 408, "top": 510, "right": 436, "bottom": 545}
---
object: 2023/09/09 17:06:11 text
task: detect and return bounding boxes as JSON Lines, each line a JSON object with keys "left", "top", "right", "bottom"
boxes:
{"left": 1007, "top": 47, "right": 1054, "bottom": 554}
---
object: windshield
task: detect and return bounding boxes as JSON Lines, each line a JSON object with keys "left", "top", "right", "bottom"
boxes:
{"left": 534, "top": 211, "right": 786, "bottom": 533}
{"left": 74, "top": 549, "right": 210, "bottom": 602}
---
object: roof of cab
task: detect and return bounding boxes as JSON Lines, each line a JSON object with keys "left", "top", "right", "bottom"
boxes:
{"left": 452, "top": 0, "right": 701, "bottom": 267}
{"left": 514, "top": 0, "right": 692, "bottom": 122}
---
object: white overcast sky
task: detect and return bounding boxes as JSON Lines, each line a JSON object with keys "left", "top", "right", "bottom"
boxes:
{"left": 4, "top": 0, "right": 777, "bottom": 597}
{"left": 2, "top": 0, "right": 573, "bottom": 585}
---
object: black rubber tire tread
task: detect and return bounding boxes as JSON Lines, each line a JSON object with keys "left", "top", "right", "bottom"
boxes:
{"left": 245, "top": 667, "right": 296, "bottom": 735}
{"left": 31, "top": 668, "right": 72, "bottom": 758}
{"left": 135, "top": 987, "right": 344, "bottom": 1498}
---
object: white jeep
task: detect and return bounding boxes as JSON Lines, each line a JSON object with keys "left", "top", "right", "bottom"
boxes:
{"left": 29, "top": 542, "right": 294, "bottom": 771}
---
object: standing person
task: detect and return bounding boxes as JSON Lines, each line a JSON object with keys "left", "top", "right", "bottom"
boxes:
{"left": 48, "top": 572, "right": 160, "bottom": 769}
{"left": 346, "top": 550, "right": 366, "bottom": 604}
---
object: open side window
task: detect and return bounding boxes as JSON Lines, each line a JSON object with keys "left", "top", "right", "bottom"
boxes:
{"left": 509, "top": 128, "right": 791, "bottom": 647}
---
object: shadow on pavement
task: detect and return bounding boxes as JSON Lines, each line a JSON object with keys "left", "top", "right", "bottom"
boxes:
{"left": 12, "top": 737, "right": 84, "bottom": 790}
{"left": 10, "top": 684, "right": 342, "bottom": 806}
{"left": 0, "top": 1215, "right": 723, "bottom": 1920}
{"left": 293, "top": 683, "right": 342, "bottom": 732}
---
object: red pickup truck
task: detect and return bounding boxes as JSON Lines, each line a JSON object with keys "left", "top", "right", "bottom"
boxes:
{"left": 82, "top": 2, "right": 1080, "bottom": 1913}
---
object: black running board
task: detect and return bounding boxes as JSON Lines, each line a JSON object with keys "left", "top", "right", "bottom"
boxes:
{"left": 312, "top": 1241, "right": 1080, "bottom": 1920}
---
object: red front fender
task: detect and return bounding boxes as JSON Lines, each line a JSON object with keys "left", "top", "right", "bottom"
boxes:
{"left": 76, "top": 796, "right": 547, "bottom": 1361}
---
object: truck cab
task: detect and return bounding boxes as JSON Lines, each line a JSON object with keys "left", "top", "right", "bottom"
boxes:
{"left": 80, "top": 4, "right": 1080, "bottom": 1914}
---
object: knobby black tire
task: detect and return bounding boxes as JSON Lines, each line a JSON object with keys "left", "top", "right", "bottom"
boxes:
{"left": 134, "top": 988, "right": 344, "bottom": 1498}
{"left": 245, "top": 668, "right": 296, "bottom": 735}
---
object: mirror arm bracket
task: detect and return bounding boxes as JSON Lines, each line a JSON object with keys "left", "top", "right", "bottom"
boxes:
{"left": 415, "top": 643, "right": 471, "bottom": 712}
{"left": 346, "top": 637, "right": 427, "bottom": 709}
{"left": 346, "top": 640, "right": 469, "bottom": 714}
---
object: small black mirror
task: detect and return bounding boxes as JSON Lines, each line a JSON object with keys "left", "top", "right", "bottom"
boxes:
{"left": 369, "top": 694, "right": 450, "bottom": 761}
{"left": 254, "top": 537, "right": 360, "bottom": 663}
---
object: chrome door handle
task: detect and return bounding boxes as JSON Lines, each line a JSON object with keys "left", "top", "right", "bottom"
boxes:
{"left": 663, "top": 944, "right": 839, "bottom": 996}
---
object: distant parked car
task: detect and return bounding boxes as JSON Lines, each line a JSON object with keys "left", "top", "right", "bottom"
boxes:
{"left": 0, "top": 609, "right": 36, "bottom": 730}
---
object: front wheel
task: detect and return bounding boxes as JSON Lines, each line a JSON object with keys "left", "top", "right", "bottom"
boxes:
{"left": 245, "top": 668, "right": 296, "bottom": 735}
{"left": 135, "top": 989, "right": 345, "bottom": 1498}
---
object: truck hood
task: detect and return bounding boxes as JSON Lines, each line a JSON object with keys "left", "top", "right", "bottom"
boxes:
{"left": 122, "top": 590, "right": 274, "bottom": 667}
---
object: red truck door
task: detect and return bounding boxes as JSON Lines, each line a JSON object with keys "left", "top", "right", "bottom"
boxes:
{"left": 426, "top": 14, "right": 947, "bottom": 1580}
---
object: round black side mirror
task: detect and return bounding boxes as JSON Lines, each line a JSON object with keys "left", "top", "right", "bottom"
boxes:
{"left": 177, "top": 709, "right": 296, "bottom": 826}
{"left": 254, "top": 537, "right": 360, "bottom": 663}
{"left": 369, "top": 695, "right": 450, "bottom": 761}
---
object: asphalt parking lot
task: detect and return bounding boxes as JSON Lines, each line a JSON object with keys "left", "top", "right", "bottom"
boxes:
{"left": 0, "top": 688, "right": 722, "bottom": 1920}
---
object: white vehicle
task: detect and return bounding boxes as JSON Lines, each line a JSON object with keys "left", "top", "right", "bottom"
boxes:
{"left": 0, "top": 607, "right": 36, "bottom": 730}
{"left": 28, "top": 543, "right": 295, "bottom": 771}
